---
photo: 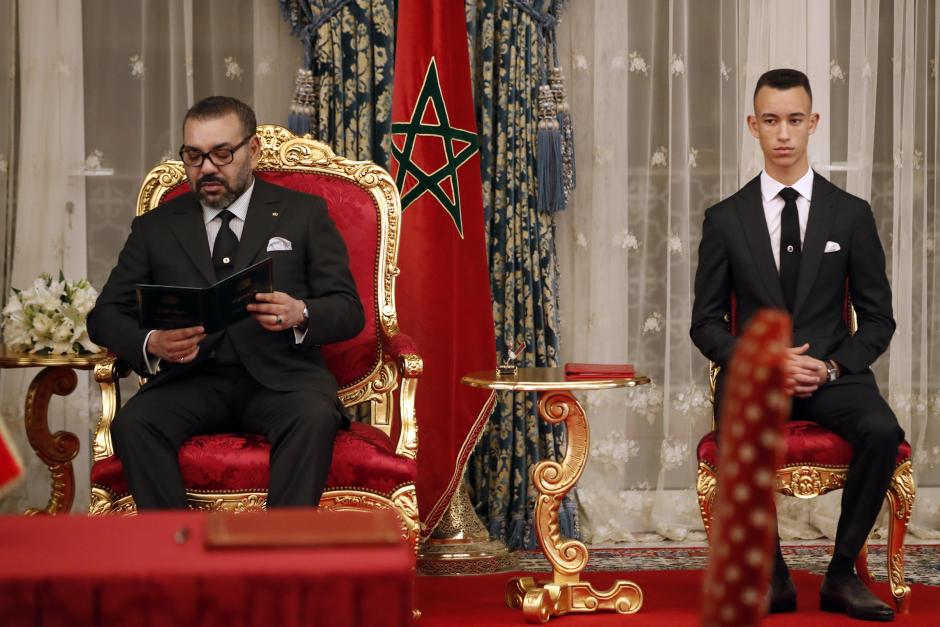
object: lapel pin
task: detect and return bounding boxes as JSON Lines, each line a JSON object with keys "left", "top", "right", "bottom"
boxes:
{"left": 272, "top": 212, "right": 279, "bottom": 217}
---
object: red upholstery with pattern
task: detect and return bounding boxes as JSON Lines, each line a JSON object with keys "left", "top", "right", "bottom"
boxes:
{"left": 91, "top": 421, "right": 417, "bottom": 498}
{"left": 697, "top": 421, "right": 913, "bottom": 468}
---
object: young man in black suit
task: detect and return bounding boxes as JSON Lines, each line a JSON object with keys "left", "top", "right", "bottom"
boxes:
{"left": 88, "top": 96, "right": 364, "bottom": 510}
{"left": 690, "top": 69, "right": 902, "bottom": 621}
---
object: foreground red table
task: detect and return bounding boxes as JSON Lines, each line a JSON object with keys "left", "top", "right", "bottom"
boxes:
{"left": 0, "top": 510, "right": 414, "bottom": 627}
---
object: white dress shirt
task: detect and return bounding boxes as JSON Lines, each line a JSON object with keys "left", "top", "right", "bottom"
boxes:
{"left": 760, "top": 168, "right": 813, "bottom": 272}
{"left": 202, "top": 180, "right": 254, "bottom": 251}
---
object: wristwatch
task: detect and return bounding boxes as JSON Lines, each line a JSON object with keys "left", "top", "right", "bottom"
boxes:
{"left": 293, "top": 302, "right": 309, "bottom": 328}
{"left": 825, "top": 360, "right": 839, "bottom": 383}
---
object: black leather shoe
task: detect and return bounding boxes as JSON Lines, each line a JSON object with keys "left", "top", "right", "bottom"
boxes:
{"left": 820, "top": 574, "right": 894, "bottom": 621}
{"left": 768, "top": 573, "right": 797, "bottom": 614}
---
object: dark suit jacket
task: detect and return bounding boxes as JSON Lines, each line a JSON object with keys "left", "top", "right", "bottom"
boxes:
{"left": 690, "top": 173, "right": 894, "bottom": 387}
{"left": 88, "top": 178, "right": 365, "bottom": 398}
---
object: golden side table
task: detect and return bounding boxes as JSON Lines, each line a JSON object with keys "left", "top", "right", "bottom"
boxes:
{"left": 0, "top": 348, "right": 117, "bottom": 515}
{"left": 461, "top": 367, "right": 651, "bottom": 624}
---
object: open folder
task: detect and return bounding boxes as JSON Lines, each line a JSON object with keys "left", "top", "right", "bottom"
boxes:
{"left": 135, "top": 257, "right": 273, "bottom": 334}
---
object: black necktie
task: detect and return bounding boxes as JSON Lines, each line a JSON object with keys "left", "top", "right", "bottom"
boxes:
{"left": 778, "top": 187, "right": 801, "bottom": 312}
{"left": 212, "top": 209, "right": 239, "bottom": 280}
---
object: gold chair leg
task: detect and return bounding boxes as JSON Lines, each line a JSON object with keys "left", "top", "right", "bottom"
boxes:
{"left": 696, "top": 463, "right": 717, "bottom": 543}
{"left": 885, "top": 461, "right": 915, "bottom": 614}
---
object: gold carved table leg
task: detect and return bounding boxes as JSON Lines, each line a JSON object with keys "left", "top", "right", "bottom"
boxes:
{"left": 23, "top": 366, "right": 81, "bottom": 515}
{"left": 505, "top": 390, "right": 643, "bottom": 623}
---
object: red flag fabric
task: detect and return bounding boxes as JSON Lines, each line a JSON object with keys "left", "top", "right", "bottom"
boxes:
{"left": 390, "top": 0, "right": 497, "bottom": 535}
{"left": 0, "top": 418, "right": 24, "bottom": 498}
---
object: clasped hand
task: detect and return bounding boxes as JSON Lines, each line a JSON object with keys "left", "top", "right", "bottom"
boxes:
{"left": 146, "top": 292, "right": 306, "bottom": 363}
{"left": 784, "top": 343, "right": 828, "bottom": 398}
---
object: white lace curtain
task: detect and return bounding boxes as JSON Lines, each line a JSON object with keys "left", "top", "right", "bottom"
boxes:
{"left": 0, "top": 0, "right": 301, "bottom": 513}
{"left": 558, "top": 0, "right": 940, "bottom": 543}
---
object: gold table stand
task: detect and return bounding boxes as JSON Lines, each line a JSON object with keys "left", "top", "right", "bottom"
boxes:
{"left": 0, "top": 348, "right": 116, "bottom": 515}
{"left": 461, "top": 367, "right": 650, "bottom": 623}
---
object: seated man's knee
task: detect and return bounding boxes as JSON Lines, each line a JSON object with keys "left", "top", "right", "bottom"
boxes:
{"left": 857, "top": 413, "right": 903, "bottom": 458}
{"left": 110, "top": 401, "right": 161, "bottom": 452}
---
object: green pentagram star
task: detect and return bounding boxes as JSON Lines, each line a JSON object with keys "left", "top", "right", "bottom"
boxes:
{"left": 391, "top": 57, "right": 479, "bottom": 237}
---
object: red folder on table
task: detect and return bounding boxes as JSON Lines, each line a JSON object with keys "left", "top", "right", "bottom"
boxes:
{"left": 564, "top": 362, "right": 635, "bottom": 380}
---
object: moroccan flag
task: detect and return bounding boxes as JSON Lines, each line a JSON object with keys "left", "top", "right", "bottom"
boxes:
{"left": 0, "top": 418, "right": 24, "bottom": 498}
{"left": 390, "top": 0, "right": 497, "bottom": 535}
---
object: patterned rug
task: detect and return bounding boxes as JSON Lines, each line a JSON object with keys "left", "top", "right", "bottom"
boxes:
{"left": 515, "top": 544, "right": 940, "bottom": 587}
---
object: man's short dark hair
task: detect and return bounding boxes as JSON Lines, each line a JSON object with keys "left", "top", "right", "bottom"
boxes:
{"left": 754, "top": 68, "right": 813, "bottom": 104}
{"left": 183, "top": 96, "right": 257, "bottom": 137}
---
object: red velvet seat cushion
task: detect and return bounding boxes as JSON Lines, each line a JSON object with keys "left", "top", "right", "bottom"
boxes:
{"left": 697, "top": 420, "right": 912, "bottom": 468}
{"left": 90, "top": 421, "right": 417, "bottom": 499}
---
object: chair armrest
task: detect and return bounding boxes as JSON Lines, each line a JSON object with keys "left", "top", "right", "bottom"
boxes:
{"left": 381, "top": 332, "right": 422, "bottom": 460}
{"left": 92, "top": 352, "right": 131, "bottom": 462}
{"left": 383, "top": 332, "right": 423, "bottom": 378}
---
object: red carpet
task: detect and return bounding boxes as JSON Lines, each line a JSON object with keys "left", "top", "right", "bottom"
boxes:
{"left": 416, "top": 570, "right": 940, "bottom": 625}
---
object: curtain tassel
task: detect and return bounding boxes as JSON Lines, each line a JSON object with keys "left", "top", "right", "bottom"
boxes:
{"left": 536, "top": 83, "right": 564, "bottom": 214}
{"left": 550, "top": 65, "right": 576, "bottom": 203}
{"left": 288, "top": 67, "right": 316, "bottom": 136}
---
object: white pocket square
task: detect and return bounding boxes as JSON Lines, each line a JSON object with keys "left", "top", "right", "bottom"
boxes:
{"left": 824, "top": 241, "right": 841, "bottom": 253}
{"left": 266, "top": 236, "right": 292, "bottom": 252}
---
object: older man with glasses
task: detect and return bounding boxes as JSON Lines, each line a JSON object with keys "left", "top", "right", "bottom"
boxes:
{"left": 88, "top": 96, "right": 364, "bottom": 509}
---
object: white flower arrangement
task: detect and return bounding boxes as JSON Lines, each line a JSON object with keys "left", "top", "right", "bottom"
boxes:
{"left": 2, "top": 272, "right": 100, "bottom": 356}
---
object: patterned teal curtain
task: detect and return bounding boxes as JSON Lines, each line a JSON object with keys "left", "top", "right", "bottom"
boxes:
{"left": 465, "top": 0, "right": 575, "bottom": 549}
{"left": 279, "top": 0, "right": 396, "bottom": 166}
{"left": 281, "top": 0, "right": 574, "bottom": 548}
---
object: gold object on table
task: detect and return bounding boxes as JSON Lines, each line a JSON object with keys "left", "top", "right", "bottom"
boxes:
{"left": 0, "top": 347, "right": 115, "bottom": 515}
{"left": 461, "top": 367, "right": 651, "bottom": 623}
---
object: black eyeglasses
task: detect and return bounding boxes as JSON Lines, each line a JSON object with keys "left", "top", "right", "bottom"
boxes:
{"left": 179, "top": 134, "right": 254, "bottom": 168}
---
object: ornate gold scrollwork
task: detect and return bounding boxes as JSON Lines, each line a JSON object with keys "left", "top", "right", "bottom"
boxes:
{"left": 774, "top": 465, "right": 846, "bottom": 499}
{"left": 888, "top": 461, "right": 915, "bottom": 522}
{"left": 136, "top": 162, "right": 186, "bottom": 215}
{"left": 92, "top": 355, "right": 122, "bottom": 461}
{"left": 88, "top": 488, "right": 114, "bottom": 515}
{"left": 320, "top": 487, "right": 420, "bottom": 554}
{"left": 885, "top": 461, "right": 915, "bottom": 612}
{"left": 531, "top": 391, "right": 590, "bottom": 581}
{"left": 396, "top": 354, "right": 422, "bottom": 460}
{"left": 506, "top": 577, "right": 643, "bottom": 623}
{"left": 696, "top": 464, "right": 718, "bottom": 541}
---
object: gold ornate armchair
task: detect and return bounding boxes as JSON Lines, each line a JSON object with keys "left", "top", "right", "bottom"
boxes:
{"left": 696, "top": 296, "right": 915, "bottom": 612}
{"left": 89, "top": 125, "right": 422, "bottom": 551}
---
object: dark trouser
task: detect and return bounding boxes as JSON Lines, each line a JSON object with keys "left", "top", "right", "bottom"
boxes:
{"left": 111, "top": 363, "right": 343, "bottom": 509}
{"left": 715, "top": 375, "right": 904, "bottom": 575}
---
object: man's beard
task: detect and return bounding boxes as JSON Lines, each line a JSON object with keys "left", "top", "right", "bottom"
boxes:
{"left": 193, "top": 164, "right": 252, "bottom": 210}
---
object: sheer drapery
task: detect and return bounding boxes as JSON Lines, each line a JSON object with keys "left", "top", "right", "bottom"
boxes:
{"left": 83, "top": 0, "right": 300, "bottom": 291}
{"left": 0, "top": 0, "right": 90, "bottom": 514}
{"left": 0, "top": 0, "right": 300, "bottom": 513}
{"left": 559, "top": 0, "right": 940, "bottom": 543}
